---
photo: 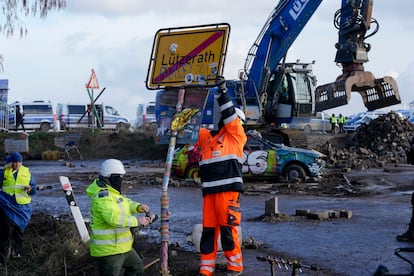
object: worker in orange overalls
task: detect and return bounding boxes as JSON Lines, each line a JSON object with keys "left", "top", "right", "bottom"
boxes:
{"left": 197, "top": 76, "right": 247, "bottom": 276}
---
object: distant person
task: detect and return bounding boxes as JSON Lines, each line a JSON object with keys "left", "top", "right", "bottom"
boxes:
{"left": 397, "top": 138, "right": 414, "bottom": 241}
{"left": 15, "top": 105, "right": 25, "bottom": 131}
{"left": 396, "top": 192, "right": 414, "bottom": 241}
{"left": 338, "top": 114, "right": 345, "bottom": 133}
{"left": 0, "top": 152, "right": 36, "bottom": 267}
{"left": 86, "top": 159, "right": 153, "bottom": 276}
{"left": 197, "top": 76, "right": 247, "bottom": 276}
{"left": 330, "top": 113, "right": 337, "bottom": 133}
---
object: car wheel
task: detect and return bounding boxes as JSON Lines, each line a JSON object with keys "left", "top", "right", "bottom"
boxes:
{"left": 149, "top": 122, "right": 158, "bottom": 132}
{"left": 284, "top": 164, "right": 307, "bottom": 182}
{"left": 40, "top": 122, "right": 50, "bottom": 131}
{"left": 303, "top": 125, "right": 312, "bottom": 133}
{"left": 185, "top": 163, "right": 200, "bottom": 182}
{"left": 116, "top": 123, "right": 128, "bottom": 131}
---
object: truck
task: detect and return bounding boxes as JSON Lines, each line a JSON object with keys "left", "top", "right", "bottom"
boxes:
{"left": 286, "top": 112, "right": 337, "bottom": 133}
{"left": 155, "top": 0, "right": 401, "bottom": 147}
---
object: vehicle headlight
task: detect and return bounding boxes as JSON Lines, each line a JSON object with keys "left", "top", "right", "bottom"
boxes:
{"left": 315, "top": 157, "right": 326, "bottom": 169}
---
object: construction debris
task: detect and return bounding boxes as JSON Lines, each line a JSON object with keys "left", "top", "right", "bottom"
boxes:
{"left": 253, "top": 209, "right": 352, "bottom": 222}
{"left": 296, "top": 209, "right": 353, "bottom": 220}
{"left": 318, "top": 111, "right": 414, "bottom": 169}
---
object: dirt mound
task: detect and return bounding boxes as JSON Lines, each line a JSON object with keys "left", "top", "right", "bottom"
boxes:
{"left": 316, "top": 112, "right": 414, "bottom": 169}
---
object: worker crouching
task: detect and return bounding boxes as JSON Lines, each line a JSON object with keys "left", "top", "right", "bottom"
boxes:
{"left": 86, "top": 158, "right": 153, "bottom": 276}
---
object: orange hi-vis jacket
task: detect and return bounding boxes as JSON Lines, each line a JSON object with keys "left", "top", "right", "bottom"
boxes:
{"left": 198, "top": 94, "right": 247, "bottom": 196}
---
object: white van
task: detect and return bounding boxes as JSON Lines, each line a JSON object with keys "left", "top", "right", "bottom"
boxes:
{"left": 287, "top": 112, "right": 336, "bottom": 133}
{"left": 9, "top": 101, "right": 59, "bottom": 131}
{"left": 136, "top": 102, "right": 157, "bottom": 131}
{"left": 57, "top": 103, "right": 130, "bottom": 131}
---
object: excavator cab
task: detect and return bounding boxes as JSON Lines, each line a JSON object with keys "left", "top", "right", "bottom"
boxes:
{"left": 314, "top": 0, "right": 401, "bottom": 112}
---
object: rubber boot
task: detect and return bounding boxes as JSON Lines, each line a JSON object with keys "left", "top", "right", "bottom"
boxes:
{"left": 396, "top": 225, "right": 414, "bottom": 241}
{"left": 11, "top": 228, "right": 23, "bottom": 259}
{"left": 396, "top": 193, "right": 414, "bottom": 241}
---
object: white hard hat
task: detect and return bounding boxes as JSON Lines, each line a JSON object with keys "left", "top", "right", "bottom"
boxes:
{"left": 235, "top": 108, "right": 246, "bottom": 124}
{"left": 100, "top": 159, "right": 126, "bottom": 177}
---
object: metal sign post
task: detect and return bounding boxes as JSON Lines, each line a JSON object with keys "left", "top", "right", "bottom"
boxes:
{"left": 159, "top": 88, "right": 184, "bottom": 276}
{"left": 146, "top": 23, "right": 230, "bottom": 276}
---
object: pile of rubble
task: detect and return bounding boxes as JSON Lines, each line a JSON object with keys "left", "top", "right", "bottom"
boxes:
{"left": 319, "top": 111, "right": 414, "bottom": 169}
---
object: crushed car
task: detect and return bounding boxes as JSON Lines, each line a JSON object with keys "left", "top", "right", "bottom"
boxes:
{"left": 172, "top": 130, "right": 326, "bottom": 183}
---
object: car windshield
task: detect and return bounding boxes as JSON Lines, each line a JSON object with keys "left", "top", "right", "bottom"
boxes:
{"left": 147, "top": 105, "right": 155, "bottom": 115}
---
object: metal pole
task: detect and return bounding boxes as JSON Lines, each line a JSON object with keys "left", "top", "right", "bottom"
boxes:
{"left": 78, "top": 87, "right": 106, "bottom": 123}
{"left": 87, "top": 88, "right": 103, "bottom": 131}
{"left": 160, "top": 88, "right": 185, "bottom": 276}
{"left": 86, "top": 89, "right": 95, "bottom": 133}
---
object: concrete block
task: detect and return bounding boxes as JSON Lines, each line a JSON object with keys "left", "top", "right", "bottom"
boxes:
{"left": 328, "top": 210, "right": 341, "bottom": 219}
{"left": 295, "top": 209, "right": 310, "bottom": 216}
{"left": 307, "top": 211, "right": 329, "bottom": 220}
{"left": 265, "top": 197, "right": 278, "bottom": 216}
{"left": 340, "top": 210, "right": 353, "bottom": 219}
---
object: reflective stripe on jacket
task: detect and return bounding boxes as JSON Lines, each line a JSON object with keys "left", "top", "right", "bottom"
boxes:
{"left": 198, "top": 93, "right": 247, "bottom": 196}
{"left": 2, "top": 166, "right": 32, "bottom": 204}
{"left": 85, "top": 178, "right": 142, "bottom": 257}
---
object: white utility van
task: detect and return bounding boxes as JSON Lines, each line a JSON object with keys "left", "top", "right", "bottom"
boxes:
{"left": 57, "top": 103, "right": 130, "bottom": 131}
{"left": 9, "top": 101, "right": 59, "bottom": 131}
{"left": 287, "top": 112, "right": 336, "bottom": 133}
{"left": 136, "top": 102, "right": 157, "bottom": 131}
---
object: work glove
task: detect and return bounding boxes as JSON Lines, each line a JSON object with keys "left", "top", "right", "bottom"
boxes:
{"left": 137, "top": 204, "right": 149, "bottom": 213}
{"left": 216, "top": 76, "right": 226, "bottom": 93}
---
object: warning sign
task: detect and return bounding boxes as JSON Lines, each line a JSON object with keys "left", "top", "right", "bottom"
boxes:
{"left": 146, "top": 23, "right": 230, "bottom": 89}
{"left": 86, "top": 69, "right": 99, "bottom": 89}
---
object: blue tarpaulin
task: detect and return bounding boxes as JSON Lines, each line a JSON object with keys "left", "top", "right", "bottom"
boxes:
{"left": 0, "top": 191, "right": 32, "bottom": 231}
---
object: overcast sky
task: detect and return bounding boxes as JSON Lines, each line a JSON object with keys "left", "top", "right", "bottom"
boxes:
{"left": 0, "top": 0, "right": 413, "bottom": 122}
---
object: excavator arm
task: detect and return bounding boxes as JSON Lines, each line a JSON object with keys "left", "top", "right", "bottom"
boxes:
{"left": 315, "top": 0, "right": 401, "bottom": 112}
{"left": 241, "top": 0, "right": 323, "bottom": 125}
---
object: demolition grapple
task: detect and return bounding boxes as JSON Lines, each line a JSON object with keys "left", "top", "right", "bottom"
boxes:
{"left": 315, "top": 70, "right": 400, "bottom": 112}
{"left": 315, "top": 0, "right": 401, "bottom": 112}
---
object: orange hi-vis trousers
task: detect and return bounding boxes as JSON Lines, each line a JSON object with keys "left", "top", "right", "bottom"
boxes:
{"left": 199, "top": 191, "right": 243, "bottom": 275}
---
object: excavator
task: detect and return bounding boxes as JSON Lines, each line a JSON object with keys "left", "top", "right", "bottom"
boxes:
{"left": 214, "top": 0, "right": 400, "bottom": 146}
{"left": 155, "top": 0, "right": 401, "bottom": 147}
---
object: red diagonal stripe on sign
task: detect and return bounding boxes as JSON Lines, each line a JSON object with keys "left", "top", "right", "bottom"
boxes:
{"left": 153, "top": 31, "right": 224, "bottom": 83}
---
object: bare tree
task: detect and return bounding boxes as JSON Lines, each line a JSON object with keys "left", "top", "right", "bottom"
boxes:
{"left": 0, "top": 0, "right": 66, "bottom": 71}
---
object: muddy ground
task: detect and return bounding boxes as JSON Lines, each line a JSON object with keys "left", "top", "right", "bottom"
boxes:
{"left": 1, "top": 131, "right": 414, "bottom": 275}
